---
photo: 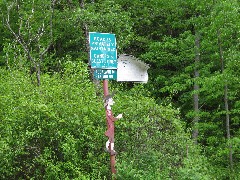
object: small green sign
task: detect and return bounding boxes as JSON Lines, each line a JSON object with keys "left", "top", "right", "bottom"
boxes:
{"left": 94, "top": 69, "right": 117, "bottom": 80}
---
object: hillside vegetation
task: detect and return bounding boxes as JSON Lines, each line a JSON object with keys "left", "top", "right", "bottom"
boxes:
{"left": 1, "top": 0, "right": 240, "bottom": 179}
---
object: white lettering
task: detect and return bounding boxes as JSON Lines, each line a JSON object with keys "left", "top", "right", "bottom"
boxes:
{"left": 99, "top": 47, "right": 107, "bottom": 51}
{"left": 91, "top": 47, "right": 98, "bottom": 50}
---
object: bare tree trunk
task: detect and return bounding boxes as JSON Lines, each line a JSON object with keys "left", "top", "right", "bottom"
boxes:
{"left": 80, "top": 0, "right": 90, "bottom": 66}
{"left": 217, "top": 29, "right": 233, "bottom": 170}
{"left": 35, "top": 63, "right": 41, "bottom": 86}
{"left": 80, "top": 0, "right": 101, "bottom": 95}
{"left": 192, "top": 32, "right": 200, "bottom": 144}
{"left": 5, "top": 1, "right": 55, "bottom": 86}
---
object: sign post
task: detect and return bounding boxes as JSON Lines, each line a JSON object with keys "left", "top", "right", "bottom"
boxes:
{"left": 89, "top": 32, "right": 118, "bottom": 175}
{"left": 88, "top": 33, "right": 149, "bottom": 176}
{"left": 103, "top": 80, "right": 117, "bottom": 174}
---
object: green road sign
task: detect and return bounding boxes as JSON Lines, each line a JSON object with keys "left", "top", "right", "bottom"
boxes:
{"left": 94, "top": 69, "right": 117, "bottom": 80}
{"left": 89, "top": 32, "right": 117, "bottom": 69}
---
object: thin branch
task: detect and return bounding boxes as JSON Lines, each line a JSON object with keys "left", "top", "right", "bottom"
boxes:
{"left": 5, "top": 2, "right": 37, "bottom": 68}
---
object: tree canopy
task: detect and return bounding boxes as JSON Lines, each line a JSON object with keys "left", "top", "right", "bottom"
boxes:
{"left": 0, "top": 0, "right": 240, "bottom": 179}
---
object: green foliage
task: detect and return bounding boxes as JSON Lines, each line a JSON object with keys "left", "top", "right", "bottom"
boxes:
{"left": 178, "top": 153, "right": 213, "bottom": 180}
{"left": 108, "top": 85, "right": 213, "bottom": 179}
{"left": 75, "top": 0, "right": 134, "bottom": 53}
{"left": 0, "top": 64, "right": 214, "bottom": 179}
{"left": 0, "top": 63, "right": 109, "bottom": 179}
{"left": 141, "top": 31, "right": 195, "bottom": 110}
{"left": 1, "top": 0, "right": 240, "bottom": 179}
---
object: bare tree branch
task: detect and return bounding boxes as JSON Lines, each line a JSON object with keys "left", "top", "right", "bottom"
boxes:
{"left": 4, "top": 0, "right": 56, "bottom": 86}
{"left": 6, "top": 2, "right": 35, "bottom": 63}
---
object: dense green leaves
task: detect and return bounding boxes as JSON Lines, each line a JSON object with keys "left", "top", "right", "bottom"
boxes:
{"left": 115, "top": 87, "right": 213, "bottom": 179}
{"left": 0, "top": 65, "right": 212, "bottom": 179}
{"left": 1, "top": 0, "right": 240, "bottom": 179}
{"left": 0, "top": 63, "right": 107, "bottom": 179}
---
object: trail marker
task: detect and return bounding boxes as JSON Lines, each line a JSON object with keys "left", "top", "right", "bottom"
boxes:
{"left": 89, "top": 32, "right": 117, "bottom": 69}
{"left": 94, "top": 69, "right": 117, "bottom": 80}
{"left": 88, "top": 32, "right": 150, "bottom": 176}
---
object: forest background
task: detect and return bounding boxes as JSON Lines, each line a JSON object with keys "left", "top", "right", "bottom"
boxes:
{"left": 0, "top": 0, "right": 240, "bottom": 179}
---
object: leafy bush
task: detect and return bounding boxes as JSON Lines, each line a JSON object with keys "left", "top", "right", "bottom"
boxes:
{"left": 0, "top": 62, "right": 108, "bottom": 179}
{"left": 110, "top": 85, "right": 214, "bottom": 179}
{"left": 0, "top": 63, "right": 214, "bottom": 179}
